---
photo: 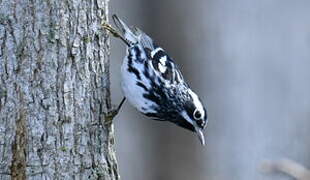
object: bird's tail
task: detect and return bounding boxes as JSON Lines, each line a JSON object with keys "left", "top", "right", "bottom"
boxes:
{"left": 103, "top": 15, "right": 154, "bottom": 49}
{"left": 112, "top": 15, "right": 155, "bottom": 50}
{"left": 112, "top": 15, "right": 138, "bottom": 45}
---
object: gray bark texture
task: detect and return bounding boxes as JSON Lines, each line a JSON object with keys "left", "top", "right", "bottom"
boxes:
{"left": 0, "top": 0, "right": 120, "bottom": 179}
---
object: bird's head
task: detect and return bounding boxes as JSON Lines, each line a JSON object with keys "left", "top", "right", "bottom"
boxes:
{"left": 177, "top": 89, "right": 207, "bottom": 145}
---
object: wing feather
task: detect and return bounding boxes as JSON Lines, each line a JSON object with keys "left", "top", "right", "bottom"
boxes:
{"left": 113, "top": 14, "right": 184, "bottom": 85}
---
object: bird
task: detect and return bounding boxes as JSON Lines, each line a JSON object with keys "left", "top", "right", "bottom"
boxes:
{"left": 102, "top": 15, "right": 208, "bottom": 145}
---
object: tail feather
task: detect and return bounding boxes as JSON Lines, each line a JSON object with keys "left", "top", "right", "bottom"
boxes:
{"left": 112, "top": 15, "right": 155, "bottom": 50}
{"left": 112, "top": 15, "right": 138, "bottom": 44}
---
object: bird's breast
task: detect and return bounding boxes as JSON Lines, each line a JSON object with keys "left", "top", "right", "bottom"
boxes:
{"left": 121, "top": 55, "right": 158, "bottom": 114}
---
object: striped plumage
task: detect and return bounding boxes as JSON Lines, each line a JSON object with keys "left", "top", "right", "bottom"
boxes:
{"left": 107, "top": 15, "right": 208, "bottom": 145}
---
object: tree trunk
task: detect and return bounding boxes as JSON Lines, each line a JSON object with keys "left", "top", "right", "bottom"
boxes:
{"left": 0, "top": 0, "right": 119, "bottom": 179}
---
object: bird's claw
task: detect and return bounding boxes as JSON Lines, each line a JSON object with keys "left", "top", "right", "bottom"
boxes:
{"left": 102, "top": 22, "right": 122, "bottom": 38}
{"left": 104, "top": 107, "right": 119, "bottom": 126}
{"left": 103, "top": 97, "right": 126, "bottom": 125}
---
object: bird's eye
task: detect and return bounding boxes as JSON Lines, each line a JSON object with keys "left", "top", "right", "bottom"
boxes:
{"left": 193, "top": 109, "right": 202, "bottom": 119}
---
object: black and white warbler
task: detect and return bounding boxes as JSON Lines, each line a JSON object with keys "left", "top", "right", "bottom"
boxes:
{"left": 103, "top": 15, "right": 208, "bottom": 145}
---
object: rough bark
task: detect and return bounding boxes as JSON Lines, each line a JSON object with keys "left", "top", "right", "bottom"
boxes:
{"left": 0, "top": 0, "right": 119, "bottom": 179}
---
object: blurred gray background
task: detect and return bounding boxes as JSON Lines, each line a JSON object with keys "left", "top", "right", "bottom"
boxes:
{"left": 109, "top": 0, "right": 310, "bottom": 179}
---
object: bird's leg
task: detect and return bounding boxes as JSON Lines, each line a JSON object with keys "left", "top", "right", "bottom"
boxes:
{"left": 104, "top": 97, "right": 126, "bottom": 125}
{"left": 102, "top": 22, "right": 130, "bottom": 46}
{"left": 116, "top": 97, "right": 126, "bottom": 112}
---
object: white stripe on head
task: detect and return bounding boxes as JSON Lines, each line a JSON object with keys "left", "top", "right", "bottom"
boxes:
{"left": 181, "top": 110, "right": 194, "bottom": 125}
{"left": 188, "top": 89, "right": 205, "bottom": 119}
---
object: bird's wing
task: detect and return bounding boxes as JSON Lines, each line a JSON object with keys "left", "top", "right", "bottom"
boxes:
{"left": 146, "top": 45, "right": 184, "bottom": 85}
{"left": 133, "top": 27, "right": 184, "bottom": 85}
{"left": 113, "top": 14, "right": 184, "bottom": 85}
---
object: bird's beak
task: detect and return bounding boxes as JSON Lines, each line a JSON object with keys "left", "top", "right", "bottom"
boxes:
{"left": 195, "top": 127, "right": 205, "bottom": 146}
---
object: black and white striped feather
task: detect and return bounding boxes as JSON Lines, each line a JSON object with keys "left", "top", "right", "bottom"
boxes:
{"left": 112, "top": 15, "right": 208, "bottom": 145}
